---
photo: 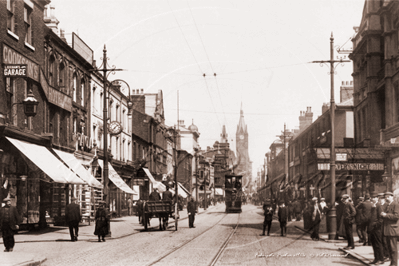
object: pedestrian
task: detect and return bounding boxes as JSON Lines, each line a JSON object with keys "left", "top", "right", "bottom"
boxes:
{"left": 381, "top": 191, "right": 399, "bottom": 266}
{"left": 65, "top": 197, "right": 81, "bottom": 242}
{"left": 0, "top": 197, "right": 20, "bottom": 252}
{"left": 137, "top": 199, "right": 143, "bottom": 224}
{"left": 163, "top": 186, "right": 173, "bottom": 202}
{"left": 288, "top": 201, "right": 294, "bottom": 221}
{"left": 262, "top": 200, "right": 274, "bottom": 236}
{"left": 187, "top": 197, "right": 197, "bottom": 228}
{"left": 377, "top": 193, "right": 390, "bottom": 262}
{"left": 355, "top": 196, "right": 365, "bottom": 243}
{"left": 342, "top": 194, "right": 356, "bottom": 250}
{"left": 310, "top": 197, "right": 322, "bottom": 241}
{"left": 278, "top": 200, "right": 288, "bottom": 236}
{"left": 368, "top": 192, "right": 384, "bottom": 265}
{"left": 360, "top": 194, "right": 373, "bottom": 246}
{"left": 320, "top": 198, "right": 329, "bottom": 214}
{"left": 94, "top": 201, "right": 110, "bottom": 242}
{"left": 127, "top": 197, "right": 132, "bottom": 216}
{"left": 336, "top": 196, "right": 346, "bottom": 240}
{"left": 149, "top": 188, "right": 161, "bottom": 201}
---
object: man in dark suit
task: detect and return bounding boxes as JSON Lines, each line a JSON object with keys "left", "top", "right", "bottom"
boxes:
{"left": 0, "top": 197, "right": 20, "bottom": 252}
{"left": 149, "top": 188, "right": 161, "bottom": 201}
{"left": 377, "top": 193, "right": 390, "bottom": 262}
{"left": 369, "top": 192, "right": 384, "bottom": 265}
{"left": 293, "top": 200, "right": 302, "bottom": 221}
{"left": 65, "top": 197, "right": 81, "bottom": 242}
{"left": 360, "top": 194, "right": 373, "bottom": 246}
{"left": 278, "top": 201, "right": 288, "bottom": 236}
{"left": 342, "top": 194, "right": 356, "bottom": 250}
{"left": 381, "top": 192, "right": 399, "bottom": 266}
{"left": 163, "top": 186, "right": 173, "bottom": 202}
{"left": 336, "top": 197, "right": 346, "bottom": 240}
{"left": 355, "top": 197, "right": 365, "bottom": 243}
{"left": 262, "top": 200, "right": 274, "bottom": 236}
{"left": 187, "top": 197, "right": 197, "bottom": 228}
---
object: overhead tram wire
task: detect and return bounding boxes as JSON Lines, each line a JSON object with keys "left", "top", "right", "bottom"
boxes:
{"left": 186, "top": 0, "right": 228, "bottom": 135}
{"left": 168, "top": 0, "right": 222, "bottom": 129}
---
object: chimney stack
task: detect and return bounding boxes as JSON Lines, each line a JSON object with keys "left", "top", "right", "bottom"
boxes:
{"left": 340, "top": 80, "right": 354, "bottom": 103}
{"left": 322, "top": 103, "right": 329, "bottom": 114}
{"left": 44, "top": 4, "right": 60, "bottom": 34}
{"left": 298, "top": 107, "right": 313, "bottom": 132}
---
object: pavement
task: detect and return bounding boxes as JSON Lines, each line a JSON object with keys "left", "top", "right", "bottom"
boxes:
{"left": 294, "top": 223, "right": 393, "bottom": 266}
{"left": 0, "top": 204, "right": 216, "bottom": 266}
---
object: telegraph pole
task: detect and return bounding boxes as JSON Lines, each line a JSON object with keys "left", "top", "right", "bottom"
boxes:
{"left": 311, "top": 33, "right": 350, "bottom": 240}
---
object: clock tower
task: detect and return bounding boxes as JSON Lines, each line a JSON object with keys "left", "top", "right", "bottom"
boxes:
{"left": 235, "top": 104, "right": 251, "bottom": 186}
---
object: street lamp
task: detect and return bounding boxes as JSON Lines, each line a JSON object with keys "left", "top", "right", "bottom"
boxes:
{"left": 10, "top": 89, "right": 39, "bottom": 130}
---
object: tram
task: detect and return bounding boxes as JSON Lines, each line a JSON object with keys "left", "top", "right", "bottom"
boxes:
{"left": 224, "top": 174, "right": 243, "bottom": 213}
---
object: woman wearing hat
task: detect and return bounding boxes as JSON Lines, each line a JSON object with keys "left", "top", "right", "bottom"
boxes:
{"left": 94, "top": 201, "right": 110, "bottom": 242}
{"left": 0, "top": 197, "right": 20, "bottom": 252}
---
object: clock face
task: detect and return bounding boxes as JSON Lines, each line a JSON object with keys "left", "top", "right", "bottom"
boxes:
{"left": 108, "top": 121, "right": 123, "bottom": 135}
{"left": 239, "top": 135, "right": 244, "bottom": 140}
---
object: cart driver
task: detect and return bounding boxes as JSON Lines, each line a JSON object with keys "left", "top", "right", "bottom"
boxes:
{"left": 149, "top": 188, "right": 161, "bottom": 201}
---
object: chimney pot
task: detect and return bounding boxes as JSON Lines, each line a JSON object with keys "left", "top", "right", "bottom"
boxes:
{"left": 141, "top": 89, "right": 144, "bottom": 94}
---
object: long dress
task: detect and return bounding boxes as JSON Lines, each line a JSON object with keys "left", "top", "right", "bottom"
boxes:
{"left": 94, "top": 207, "right": 109, "bottom": 236}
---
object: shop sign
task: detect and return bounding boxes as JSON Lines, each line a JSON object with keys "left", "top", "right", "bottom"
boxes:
{"left": 336, "top": 153, "right": 347, "bottom": 161}
{"left": 132, "top": 179, "right": 145, "bottom": 186}
{"left": 318, "top": 162, "right": 384, "bottom": 171}
{"left": 3, "top": 44, "right": 39, "bottom": 81}
{"left": 4, "top": 64, "right": 27, "bottom": 77}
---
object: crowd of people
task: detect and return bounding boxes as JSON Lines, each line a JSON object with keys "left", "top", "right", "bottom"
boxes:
{"left": 260, "top": 191, "right": 399, "bottom": 266}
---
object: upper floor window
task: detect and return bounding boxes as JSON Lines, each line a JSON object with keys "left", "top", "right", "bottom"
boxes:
{"left": 116, "top": 105, "right": 120, "bottom": 122}
{"left": 59, "top": 62, "right": 65, "bottom": 88}
{"left": 73, "top": 74, "right": 77, "bottom": 102}
{"left": 81, "top": 79, "right": 85, "bottom": 106}
{"left": 100, "top": 92, "right": 103, "bottom": 112}
{"left": 92, "top": 85, "right": 96, "bottom": 110}
{"left": 7, "top": 0, "right": 16, "bottom": 34}
{"left": 49, "top": 55, "right": 55, "bottom": 86}
{"left": 24, "top": 5, "right": 33, "bottom": 45}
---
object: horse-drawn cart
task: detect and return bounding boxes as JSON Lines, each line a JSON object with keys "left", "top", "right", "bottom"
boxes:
{"left": 141, "top": 201, "right": 177, "bottom": 231}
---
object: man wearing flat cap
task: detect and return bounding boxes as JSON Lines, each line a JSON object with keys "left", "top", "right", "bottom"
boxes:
{"left": 381, "top": 192, "right": 399, "bottom": 266}
{"left": 0, "top": 197, "right": 20, "bottom": 252}
{"left": 278, "top": 201, "right": 288, "bottom": 237}
{"left": 377, "top": 193, "right": 390, "bottom": 262}
{"left": 368, "top": 192, "right": 385, "bottom": 264}
{"left": 342, "top": 194, "right": 356, "bottom": 250}
{"left": 65, "top": 197, "right": 81, "bottom": 242}
{"left": 355, "top": 196, "right": 365, "bottom": 244}
{"left": 360, "top": 194, "right": 373, "bottom": 246}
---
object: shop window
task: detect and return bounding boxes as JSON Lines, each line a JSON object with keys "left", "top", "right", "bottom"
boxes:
{"left": 7, "top": 0, "right": 16, "bottom": 35}
{"left": 24, "top": 5, "right": 33, "bottom": 46}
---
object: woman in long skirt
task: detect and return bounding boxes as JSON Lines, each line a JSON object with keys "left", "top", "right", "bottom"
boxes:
{"left": 94, "top": 201, "right": 109, "bottom": 242}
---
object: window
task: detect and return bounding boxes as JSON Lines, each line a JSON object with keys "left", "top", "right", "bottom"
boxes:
{"left": 49, "top": 56, "right": 55, "bottom": 86}
{"left": 122, "top": 139, "right": 125, "bottom": 161}
{"left": 92, "top": 85, "right": 96, "bottom": 111}
{"left": 116, "top": 105, "right": 119, "bottom": 122}
{"left": 73, "top": 75, "right": 77, "bottom": 102}
{"left": 7, "top": 0, "right": 16, "bottom": 34}
{"left": 59, "top": 63, "right": 65, "bottom": 88}
{"left": 73, "top": 117, "right": 77, "bottom": 133}
{"left": 24, "top": 5, "right": 33, "bottom": 45}
{"left": 81, "top": 79, "right": 85, "bottom": 106}
{"left": 100, "top": 92, "right": 103, "bottom": 112}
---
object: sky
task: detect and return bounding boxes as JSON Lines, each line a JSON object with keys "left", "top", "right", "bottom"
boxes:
{"left": 50, "top": 0, "right": 366, "bottom": 178}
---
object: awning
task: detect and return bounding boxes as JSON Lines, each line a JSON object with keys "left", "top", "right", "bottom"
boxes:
{"left": 98, "top": 160, "right": 138, "bottom": 195}
{"left": 316, "top": 148, "right": 384, "bottom": 160}
{"left": 170, "top": 183, "right": 190, "bottom": 199}
{"left": 143, "top": 168, "right": 166, "bottom": 193}
{"left": 215, "top": 188, "right": 224, "bottom": 196}
{"left": 6, "top": 137, "right": 85, "bottom": 184}
{"left": 54, "top": 150, "right": 103, "bottom": 189}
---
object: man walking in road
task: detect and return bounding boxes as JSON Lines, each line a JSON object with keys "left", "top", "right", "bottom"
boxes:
{"left": 65, "top": 197, "right": 81, "bottom": 242}
{"left": 262, "top": 200, "right": 274, "bottom": 236}
{"left": 187, "top": 197, "right": 197, "bottom": 228}
{"left": 278, "top": 201, "right": 288, "bottom": 236}
{"left": 342, "top": 194, "right": 356, "bottom": 250}
{"left": 381, "top": 191, "right": 399, "bottom": 266}
{"left": 0, "top": 197, "right": 20, "bottom": 252}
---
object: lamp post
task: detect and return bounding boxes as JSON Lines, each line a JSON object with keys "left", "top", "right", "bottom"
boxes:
{"left": 11, "top": 88, "right": 39, "bottom": 130}
{"left": 312, "top": 33, "right": 350, "bottom": 240}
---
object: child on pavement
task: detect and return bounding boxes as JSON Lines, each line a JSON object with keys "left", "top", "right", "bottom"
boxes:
{"left": 278, "top": 201, "right": 288, "bottom": 236}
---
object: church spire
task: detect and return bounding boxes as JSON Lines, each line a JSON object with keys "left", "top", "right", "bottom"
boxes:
{"left": 237, "top": 104, "right": 247, "bottom": 134}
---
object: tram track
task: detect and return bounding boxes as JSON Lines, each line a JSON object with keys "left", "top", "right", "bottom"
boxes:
{"left": 145, "top": 212, "right": 231, "bottom": 266}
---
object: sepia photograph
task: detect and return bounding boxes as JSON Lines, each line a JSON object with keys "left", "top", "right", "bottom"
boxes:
{"left": 1, "top": 0, "right": 399, "bottom": 265}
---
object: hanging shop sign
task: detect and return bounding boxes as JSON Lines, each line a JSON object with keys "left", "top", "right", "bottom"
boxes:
{"left": 3, "top": 64, "right": 27, "bottom": 77}
{"left": 3, "top": 44, "right": 39, "bottom": 81}
{"left": 318, "top": 162, "right": 384, "bottom": 171}
{"left": 40, "top": 69, "right": 72, "bottom": 111}
{"left": 336, "top": 153, "right": 347, "bottom": 161}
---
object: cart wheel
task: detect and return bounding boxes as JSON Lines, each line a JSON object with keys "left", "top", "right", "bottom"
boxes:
{"left": 144, "top": 214, "right": 148, "bottom": 231}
